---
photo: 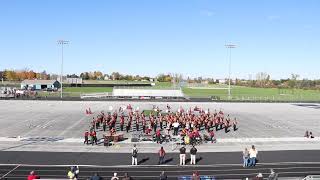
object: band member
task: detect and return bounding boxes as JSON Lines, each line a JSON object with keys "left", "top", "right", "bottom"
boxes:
{"left": 135, "top": 116, "right": 140, "bottom": 132}
{"left": 84, "top": 130, "right": 89, "bottom": 145}
{"left": 110, "top": 127, "right": 116, "bottom": 136}
{"left": 90, "top": 130, "right": 97, "bottom": 145}
{"left": 120, "top": 115, "right": 125, "bottom": 131}
{"left": 233, "top": 118, "right": 238, "bottom": 131}
{"left": 126, "top": 119, "right": 131, "bottom": 133}
{"left": 102, "top": 119, "right": 107, "bottom": 132}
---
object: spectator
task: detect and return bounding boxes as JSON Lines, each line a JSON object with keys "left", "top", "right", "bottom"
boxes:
{"left": 159, "top": 171, "right": 167, "bottom": 180}
{"left": 268, "top": 169, "right": 278, "bottom": 180}
{"left": 111, "top": 172, "right": 119, "bottom": 180}
{"left": 67, "top": 168, "right": 76, "bottom": 180}
{"left": 243, "top": 148, "right": 249, "bottom": 167}
{"left": 253, "top": 173, "right": 263, "bottom": 180}
{"left": 190, "top": 145, "right": 197, "bottom": 165}
{"left": 90, "top": 173, "right": 103, "bottom": 180}
{"left": 27, "top": 171, "right": 40, "bottom": 180}
{"left": 132, "top": 144, "right": 138, "bottom": 165}
{"left": 72, "top": 166, "right": 79, "bottom": 179}
{"left": 249, "top": 145, "right": 258, "bottom": 167}
{"left": 179, "top": 146, "right": 186, "bottom": 165}
{"left": 192, "top": 171, "right": 200, "bottom": 180}
{"left": 121, "top": 173, "right": 132, "bottom": 180}
{"left": 158, "top": 146, "right": 166, "bottom": 165}
{"left": 68, "top": 166, "right": 79, "bottom": 180}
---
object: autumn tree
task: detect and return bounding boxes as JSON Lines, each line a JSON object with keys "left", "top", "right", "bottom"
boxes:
{"left": 3, "top": 70, "right": 16, "bottom": 81}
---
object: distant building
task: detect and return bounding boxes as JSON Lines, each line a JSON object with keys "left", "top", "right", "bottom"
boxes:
{"left": 201, "top": 80, "right": 209, "bottom": 84}
{"left": 215, "top": 79, "right": 226, "bottom": 84}
{"left": 21, "top": 80, "right": 60, "bottom": 90}
{"left": 66, "top": 78, "right": 83, "bottom": 84}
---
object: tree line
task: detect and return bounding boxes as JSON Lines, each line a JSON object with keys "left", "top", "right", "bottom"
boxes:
{"left": 235, "top": 73, "right": 320, "bottom": 90}
{"left": 1, "top": 69, "right": 320, "bottom": 90}
{"left": 0, "top": 69, "right": 50, "bottom": 81}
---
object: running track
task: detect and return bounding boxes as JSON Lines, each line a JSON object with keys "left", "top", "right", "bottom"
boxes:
{"left": 1, "top": 150, "right": 320, "bottom": 179}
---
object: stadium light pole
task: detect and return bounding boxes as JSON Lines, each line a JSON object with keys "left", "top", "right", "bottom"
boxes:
{"left": 57, "top": 40, "right": 69, "bottom": 99}
{"left": 225, "top": 44, "right": 236, "bottom": 99}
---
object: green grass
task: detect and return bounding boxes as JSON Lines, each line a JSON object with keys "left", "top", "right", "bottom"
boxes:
{"left": 37, "top": 87, "right": 113, "bottom": 97}
{"left": 82, "top": 80, "right": 151, "bottom": 84}
{"left": 37, "top": 84, "right": 320, "bottom": 102}
{"left": 183, "top": 86, "right": 320, "bottom": 101}
{"left": 63, "top": 87, "right": 113, "bottom": 93}
{"left": 155, "top": 82, "right": 173, "bottom": 87}
{"left": 142, "top": 109, "right": 168, "bottom": 116}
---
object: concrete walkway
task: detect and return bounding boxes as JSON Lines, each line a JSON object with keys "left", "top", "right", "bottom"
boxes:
{"left": 0, "top": 136, "right": 319, "bottom": 153}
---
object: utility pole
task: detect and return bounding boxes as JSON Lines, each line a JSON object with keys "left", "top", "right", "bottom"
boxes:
{"left": 57, "top": 40, "right": 69, "bottom": 99}
{"left": 225, "top": 44, "right": 237, "bottom": 99}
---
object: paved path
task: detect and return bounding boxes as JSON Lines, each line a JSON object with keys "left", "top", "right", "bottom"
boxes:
{"left": 0, "top": 136, "right": 320, "bottom": 153}
{"left": 0, "top": 101, "right": 320, "bottom": 139}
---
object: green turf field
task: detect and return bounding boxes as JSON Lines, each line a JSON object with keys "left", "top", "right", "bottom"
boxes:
{"left": 182, "top": 86, "right": 320, "bottom": 101}
{"left": 36, "top": 82, "right": 320, "bottom": 102}
{"left": 82, "top": 80, "right": 151, "bottom": 84}
{"left": 63, "top": 87, "right": 113, "bottom": 93}
{"left": 37, "top": 87, "right": 113, "bottom": 97}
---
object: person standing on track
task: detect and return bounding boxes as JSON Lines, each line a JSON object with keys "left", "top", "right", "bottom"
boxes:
{"left": 132, "top": 144, "right": 138, "bottom": 165}
{"left": 190, "top": 145, "right": 197, "bottom": 165}
{"left": 158, "top": 146, "right": 166, "bottom": 165}
{"left": 179, "top": 145, "right": 186, "bottom": 165}
{"left": 243, "top": 148, "right": 250, "bottom": 167}
{"left": 249, "top": 145, "right": 258, "bottom": 167}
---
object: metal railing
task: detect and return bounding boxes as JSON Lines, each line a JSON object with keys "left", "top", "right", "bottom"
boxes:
{"left": 80, "top": 92, "right": 113, "bottom": 99}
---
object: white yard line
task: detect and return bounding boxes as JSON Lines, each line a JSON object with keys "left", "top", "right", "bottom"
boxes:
{"left": 0, "top": 164, "right": 20, "bottom": 179}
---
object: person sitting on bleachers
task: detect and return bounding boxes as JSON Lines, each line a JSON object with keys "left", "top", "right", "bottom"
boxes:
{"left": 27, "top": 171, "right": 40, "bottom": 180}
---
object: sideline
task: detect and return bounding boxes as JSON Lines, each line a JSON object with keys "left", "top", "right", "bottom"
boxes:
{"left": 1, "top": 161, "right": 320, "bottom": 168}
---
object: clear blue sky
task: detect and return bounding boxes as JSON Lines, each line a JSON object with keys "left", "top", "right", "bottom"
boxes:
{"left": 0, "top": 0, "right": 319, "bottom": 79}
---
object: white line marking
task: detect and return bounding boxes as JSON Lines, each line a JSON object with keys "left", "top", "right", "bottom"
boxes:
{"left": 1, "top": 164, "right": 20, "bottom": 179}
{"left": 58, "top": 115, "right": 87, "bottom": 137}
{"left": 0, "top": 161, "right": 320, "bottom": 168}
{"left": 10, "top": 166, "right": 320, "bottom": 173}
